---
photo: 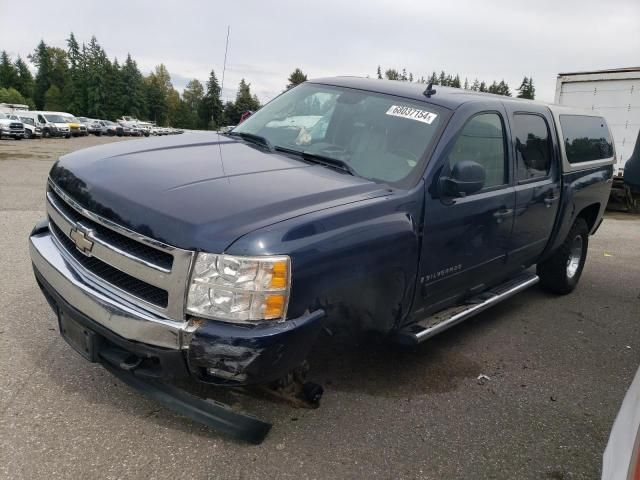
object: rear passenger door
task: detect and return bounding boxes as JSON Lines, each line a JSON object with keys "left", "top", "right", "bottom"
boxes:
{"left": 505, "top": 105, "right": 561, "bottom": 269}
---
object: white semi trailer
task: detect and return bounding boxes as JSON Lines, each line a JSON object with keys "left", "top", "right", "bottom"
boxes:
{"left": 555, "top": 67, "right": 640, "bottom": 175}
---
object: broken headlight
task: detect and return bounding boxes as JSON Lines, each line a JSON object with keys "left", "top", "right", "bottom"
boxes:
{"left": 186, "top": 253, "right": 290, "bottom": 323}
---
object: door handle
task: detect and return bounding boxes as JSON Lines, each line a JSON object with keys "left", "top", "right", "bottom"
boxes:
{"left": 493, "top": 208, "right": 513, "bottom": 224}
{"left": 544, "top": 196, "right": 558, "bottom": 207}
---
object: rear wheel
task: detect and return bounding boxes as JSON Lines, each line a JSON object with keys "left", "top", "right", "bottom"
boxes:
{"left": 537, "top": 218, "right": 589, "bottom": 294}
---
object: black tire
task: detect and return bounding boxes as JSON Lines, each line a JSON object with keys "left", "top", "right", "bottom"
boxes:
{"left": 537, "top": 218, "right": 589, "bottom": 294}
{"left": 24, "top": 130, "right": 32, "bottom": 139}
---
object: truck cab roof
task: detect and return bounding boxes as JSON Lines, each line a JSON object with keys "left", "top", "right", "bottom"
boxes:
{"left": 309, "top": 76, "right": 600, "bottom": 117}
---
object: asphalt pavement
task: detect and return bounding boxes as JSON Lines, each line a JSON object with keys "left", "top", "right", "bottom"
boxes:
{"left": 1, "top": 136, "right": 639, "bottom": 479}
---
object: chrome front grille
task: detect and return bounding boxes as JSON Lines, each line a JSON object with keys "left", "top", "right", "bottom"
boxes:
{"left": 46, "top": 180, "right": 194, "bottom": 320}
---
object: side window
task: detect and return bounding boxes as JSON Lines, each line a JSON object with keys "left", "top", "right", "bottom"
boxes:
{"left": 559, "top": 115, "right": 614, "bottom": 163}
{"left": 513, "top": 114, "right": 552, "bottom": 180}
{"left": 448, "top": 113, "right": 507, "bottom": 189}
{"left": 38, "top": 115, "right": 46, "bottom": 124}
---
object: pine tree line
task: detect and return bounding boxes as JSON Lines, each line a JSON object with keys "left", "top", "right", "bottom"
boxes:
{"left": 376, "top": 66, "right": 536, "bottom": 99}
{"left": 0, "top": 34, "right": 263, "bottom": 129}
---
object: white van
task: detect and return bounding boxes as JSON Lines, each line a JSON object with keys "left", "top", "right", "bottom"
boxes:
{"left": 20, "top": 111, "right": 71, "bottom": 138}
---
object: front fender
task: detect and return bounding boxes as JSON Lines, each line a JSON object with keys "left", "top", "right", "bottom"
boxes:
{"left": 226, "top": 186, "right": 424, "bottom": 334}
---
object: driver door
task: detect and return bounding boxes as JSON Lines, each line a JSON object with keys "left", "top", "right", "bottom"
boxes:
{"left": 414, "top": 105, "right": 516, "bottom": 316}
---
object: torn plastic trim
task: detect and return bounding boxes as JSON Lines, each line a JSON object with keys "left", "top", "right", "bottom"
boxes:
{"left": 100, "top": 353, "right": 272, "bottom": 444}
{"left": 188, "top": 309, "right": 326, "bottom": 385}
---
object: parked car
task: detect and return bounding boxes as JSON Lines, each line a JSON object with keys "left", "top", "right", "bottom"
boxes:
{"left": 87, "top": 120, "right": 107, "bottom": 136}
{"left": 20, "top": 111, "right": 71, "bottom": 138}
{"left": 63, "top": 115, "right": 88, "bottom": 137}
{"left": 29, "top": 77, "right": 614, "bottom": 442}
{"left": 101, "top": 120, "right": 124, "bottom": 137}
{"left": 135, "top": 123, "right": 151, "bottom": 137}
{"left": 0, "top": 112, "right": 24, "bottom": 139}
{"left": 13, "top": 115, "right": 42, "bottom": 139}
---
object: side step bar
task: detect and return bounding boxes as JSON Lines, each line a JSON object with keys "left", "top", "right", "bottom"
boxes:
{"left": 396, "top": 272, "right": 539, "bottom": 345}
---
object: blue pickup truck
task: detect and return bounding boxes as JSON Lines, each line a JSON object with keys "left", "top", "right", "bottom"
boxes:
{"left": 29, "top": 77, "right": 614, "bottom": 441}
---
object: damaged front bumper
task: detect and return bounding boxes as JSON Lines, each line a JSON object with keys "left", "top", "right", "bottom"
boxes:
{"left": 29, "top": 221, "right": 324, "bottom": 440}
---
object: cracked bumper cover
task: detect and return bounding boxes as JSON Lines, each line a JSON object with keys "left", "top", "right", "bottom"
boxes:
{"left": 29, "top": 221, "right": 325, "bottom": 385}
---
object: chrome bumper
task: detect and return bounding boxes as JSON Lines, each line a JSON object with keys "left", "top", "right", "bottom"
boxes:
{"left": 30, "top": 229, "right": 189, "bottom": 349}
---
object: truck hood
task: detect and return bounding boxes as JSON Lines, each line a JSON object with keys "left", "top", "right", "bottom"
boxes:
{"left": 50, "top": 133, "right": 389, "bottom": 252}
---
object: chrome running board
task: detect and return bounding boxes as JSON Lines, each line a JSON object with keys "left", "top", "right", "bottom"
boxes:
{"left": 396, "top": 272, "right": 539, "bottom": 345}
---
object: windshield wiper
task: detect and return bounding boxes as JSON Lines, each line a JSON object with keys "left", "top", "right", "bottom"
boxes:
{"left": 274, "top": 146, "right": 356, "bottom": 176}
{"left": 227, "top": 131, "right": 274, "bottom": 152}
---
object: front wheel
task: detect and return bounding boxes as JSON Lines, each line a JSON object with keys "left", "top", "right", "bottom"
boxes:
{"left": 537, "top": 218, "right": 589, "bottom": 294}
{"left": 24, "top": 130, "right": 32, "bottom": 139}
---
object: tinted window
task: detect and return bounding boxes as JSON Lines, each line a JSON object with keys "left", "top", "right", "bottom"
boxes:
{"left": 560, "top": 115, "right": 613, "bottom": 163}
{"left": 514, "top": 114, "right": 552, "bottom": 180}
{"left": 448, "top": 113, "right": 507, "bottom": 188}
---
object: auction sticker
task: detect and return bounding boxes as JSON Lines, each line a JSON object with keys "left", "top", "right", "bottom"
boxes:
{"left": 386, "top": 105, "right": 438, "bottom": 124}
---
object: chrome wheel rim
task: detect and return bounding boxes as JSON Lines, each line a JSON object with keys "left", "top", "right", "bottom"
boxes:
{"left": 566, "top": 235, "right": 583, "bottom": 278}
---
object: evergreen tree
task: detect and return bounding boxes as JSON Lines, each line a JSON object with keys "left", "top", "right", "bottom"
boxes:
{"left": 30, "top": 41, "right": 68, "bottom": 109}
{"left": 166, "top": 88, "right": 182, "bottom": 126}
{"left": 234, "top": 78, "right": 261, "bottom": 116}
{"left": 385, "top": 69, "right": 400, "bottom": 80}
{"left": 479, "top": 81, "right": 487, "bottom": 93}
{"left": 471, "top": 78, "right": 480, "bottom": 91}
{"left": 44, "top": 85, "right": 64, "bottom": 110}
{"left": 438, "top": 71, "right": 446, "bottom": 86}
{"left": 120, "top": 54, "right": 147, "bottom": 118}
{"left": 376, "top": 66, "right": 382, "bottom": 79}
{"left": 401, "top": 68, "right": 408, "bottom": 81}
{"left": 451, "top": 74, "right": 461, "bottom": 88}
{"left": 0, "top": 51, "right": 19, "bottom": 90}
{"left": 498, "top": 79, "right": 511, "bottom": 96}
{"left": 527, "top": 77, "right": 535, "bottom": 100}
{"left": 517, "top": 76, "right": 535, "bottom": 100}
{"left": 223, "top": 100, "right": 240, "bottom": 126}
{"left": 145, "top": 64, "right": 172, "bottom": 125}
{"left": 286, "top": 68, "right": 307, "bottom": 89}
{"left": 84, "top": 36, "right": 110, "bottom": 118}
{"left": 429, "top": 71, "right": 438, "bottom": 85}
{"left": 463, "top": 77, "right": 469, "bottom": 90}
{"left": 14, "top": 56, "right": 34, "bottom": 100}
{"left": 30, "top": 41, "right": 52, "bottom": 109}
{"left": 409, "top": 72, "right": 414, "bottom": 82}
{"left": 182, "top": 78, "right": 204, "bottom": 127}
{"left": 65, "top": 32, "right": 85, "bottom": 113}
{"left": 201, "top": 69, "right": 223, "bottom": 129}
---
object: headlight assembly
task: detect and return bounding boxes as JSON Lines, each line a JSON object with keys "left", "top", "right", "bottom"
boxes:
{"left": 186, "top": 253, "right": 290, "bottom": 323}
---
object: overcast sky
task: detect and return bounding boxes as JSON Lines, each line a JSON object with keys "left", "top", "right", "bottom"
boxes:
{"left": 1, "top": 0, "right": 639, "bottom": 104}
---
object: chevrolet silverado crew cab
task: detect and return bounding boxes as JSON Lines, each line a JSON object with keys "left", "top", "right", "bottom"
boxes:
{"left": 29, "top": 77, "right": 614, "bottom": 442}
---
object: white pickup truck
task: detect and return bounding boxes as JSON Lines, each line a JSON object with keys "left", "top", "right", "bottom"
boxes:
{"left": 0, "top": 112, "right": 25, "bottom": 140}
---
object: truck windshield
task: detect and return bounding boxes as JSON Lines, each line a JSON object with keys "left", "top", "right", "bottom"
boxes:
{"left": 44, "top": 114, "right": 67, "bottom": 123}
{"left": 233, "top": 83, "right": 445, "bottom": 184}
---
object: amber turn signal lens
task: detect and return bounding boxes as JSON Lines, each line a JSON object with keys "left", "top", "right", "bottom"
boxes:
{"left": 269, "top": 261, "right": 288, "bottom": 289}
{"left": 264, "top": 294, "right": 286, "bottom": 319}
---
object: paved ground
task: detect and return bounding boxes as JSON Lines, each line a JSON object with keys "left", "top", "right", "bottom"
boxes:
{"left": 0, "top": 136, "right": 639, "bottom": 479}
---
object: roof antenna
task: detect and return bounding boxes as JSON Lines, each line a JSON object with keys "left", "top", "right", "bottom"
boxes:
{"left": 424, "top": 82, "right": 436, "bottom": 98}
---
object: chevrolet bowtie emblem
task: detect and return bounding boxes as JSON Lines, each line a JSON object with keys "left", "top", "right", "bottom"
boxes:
{"left": 69, "top": 225, "right": 94, "bottom": 255}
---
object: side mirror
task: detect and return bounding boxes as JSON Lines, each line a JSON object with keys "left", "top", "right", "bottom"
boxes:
{"left": 440, "top": 160, "right": 486, "bottom": 197}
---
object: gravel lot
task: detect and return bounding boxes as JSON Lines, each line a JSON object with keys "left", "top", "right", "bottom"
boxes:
{"left": 1, "top": 136, "right": 639, "bottom": 479}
